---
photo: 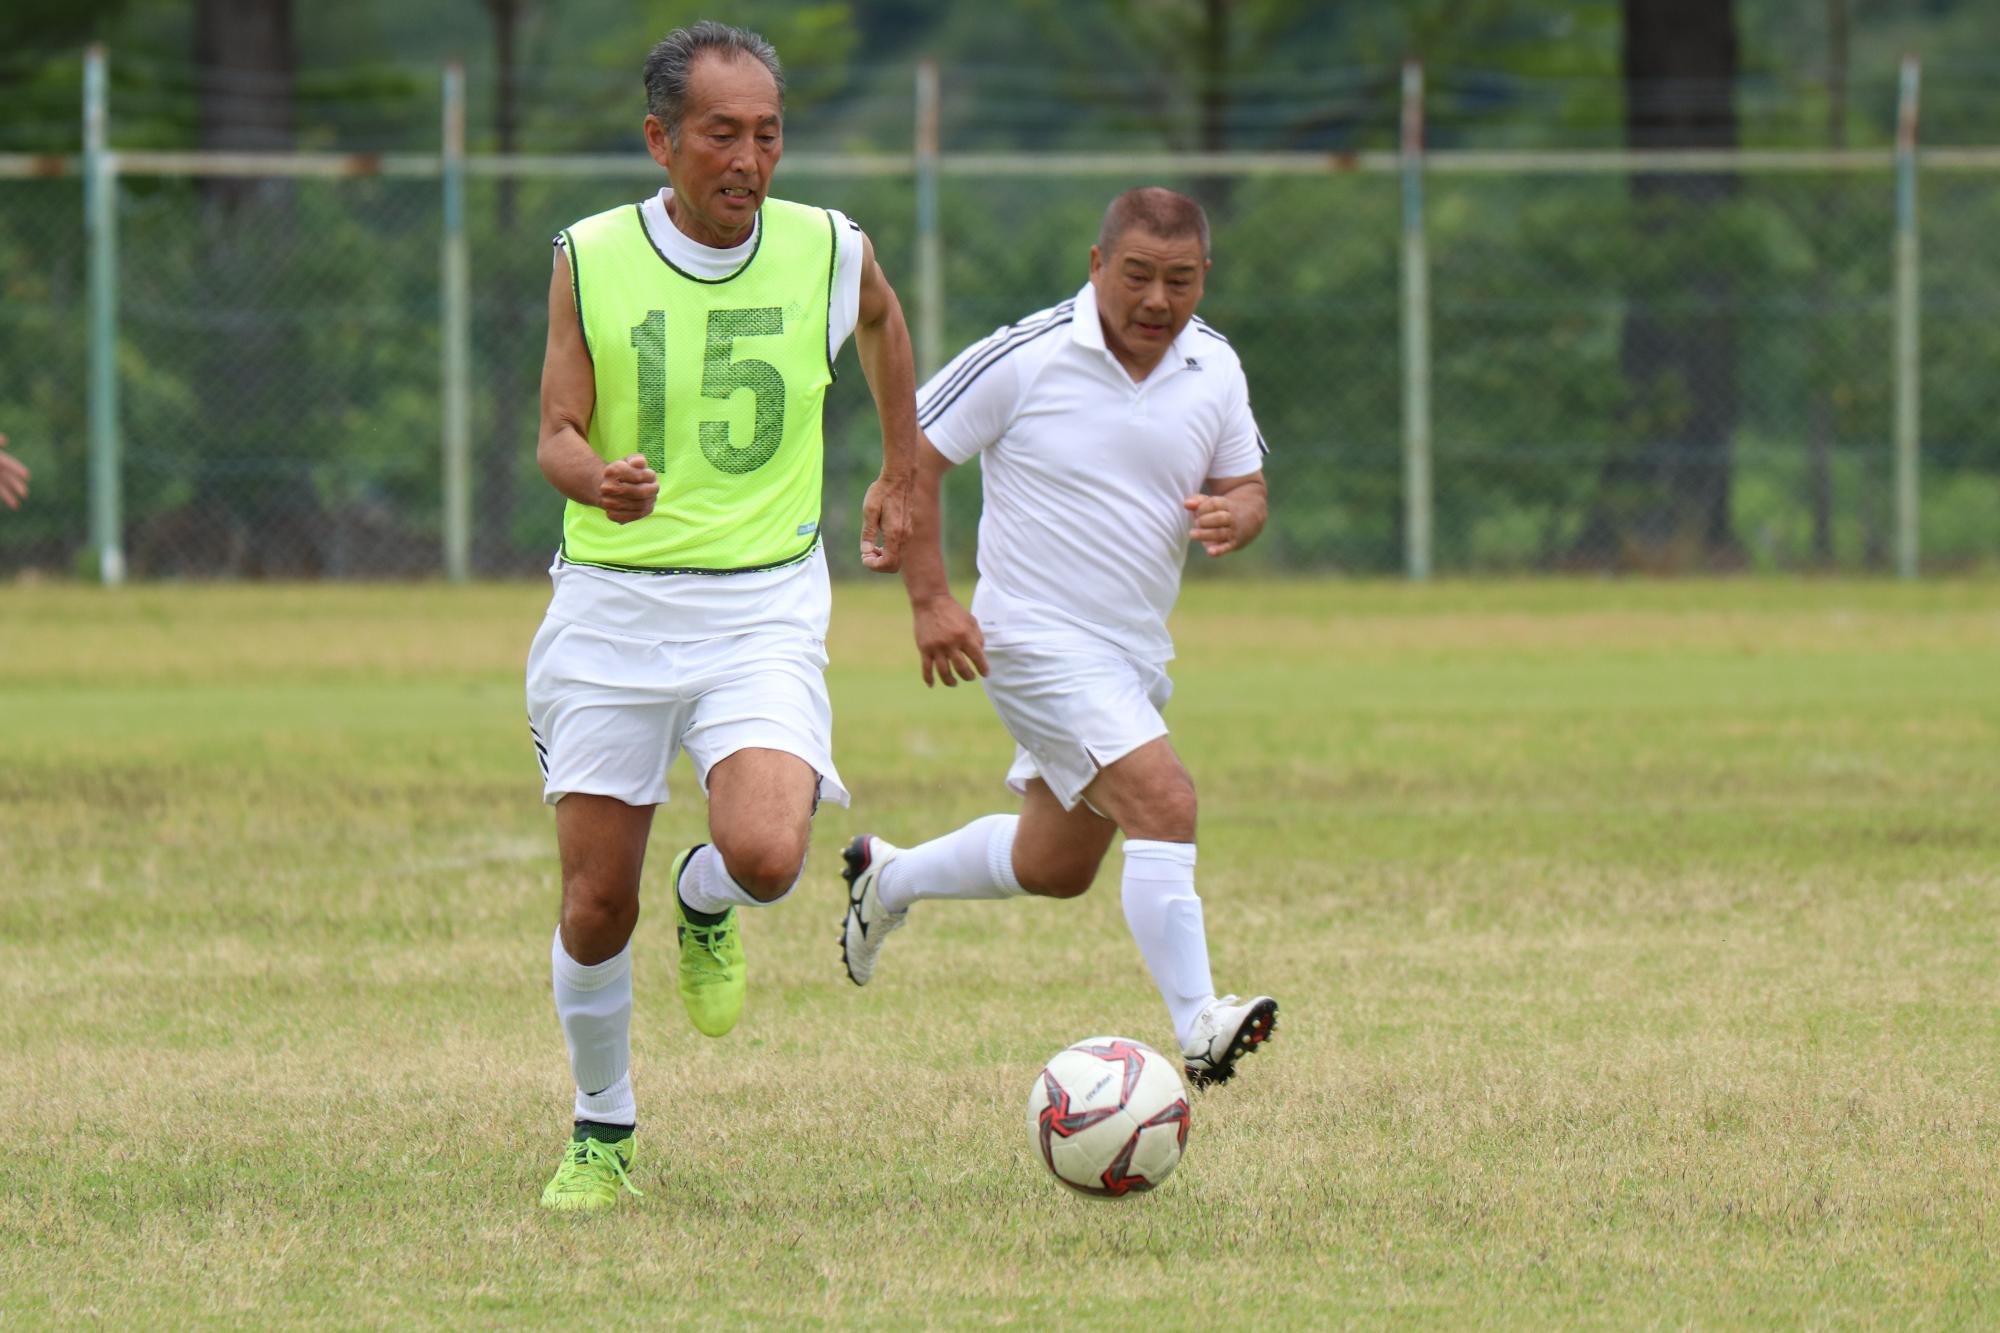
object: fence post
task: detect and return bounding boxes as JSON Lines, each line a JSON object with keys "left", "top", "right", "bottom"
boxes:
{"left": 914, "top": 58, "right": 948, "bottom": 568}
{"left": 1892, "top": 54, "right": 1921, "bottom": 581}
{"left": 1400, "top": 59, "right": 1432, "bottom": 582}
{"left": 84, "top": 44, "right": 124, "bottom": 586}
{"left": 440, "top": 61, "right": 472, "bottom": 582}
{"left": 914, "top": 59, "right": 944, "bottom": 381}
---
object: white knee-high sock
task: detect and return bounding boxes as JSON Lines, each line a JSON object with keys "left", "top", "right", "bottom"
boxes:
{"left": 678, "top": 843, "right": 793, "bottom": 914}
{"left": 550, "top": 926, "right": 636, "bottom": 1125}
{"left": 877, "top": 814, "right": 1027, "bottom": 914}
{"left": 1119, "top": 840, "right": 1216, "bottom": 1049}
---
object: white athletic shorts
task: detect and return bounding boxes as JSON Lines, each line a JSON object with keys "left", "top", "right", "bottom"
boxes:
{"left": 980, "top": 634, "right": 1173, "bottom": 812}
{"left": 524, "top": 619, "right": 850, "bottom": 810}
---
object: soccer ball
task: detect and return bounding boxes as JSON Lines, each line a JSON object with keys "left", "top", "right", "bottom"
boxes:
{"left": 1026, "top": 1036, "right": 1190, "bottom": 1197}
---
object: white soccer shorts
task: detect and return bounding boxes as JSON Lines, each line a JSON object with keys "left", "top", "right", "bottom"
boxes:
{"left": 980, "top": 634, "right": 1173, "bottom": 812}
{"left": 524, "top": 618, "right": 850, "bottom": 810}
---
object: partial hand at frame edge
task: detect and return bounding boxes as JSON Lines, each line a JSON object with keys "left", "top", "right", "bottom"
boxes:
{"left": 0, "top": 435, "right": 28, "bottom": 511}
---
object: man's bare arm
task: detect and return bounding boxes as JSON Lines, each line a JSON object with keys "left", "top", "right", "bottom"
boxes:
{"left": 538, "top": 249, "right": 657, "bottom": 525}
{"left": 1183, "top": 470, "right": 1268, "bottom": 557}
{"left": 851, "top": 231, "right": 916, "bottom": 571}
{"left": 902, "top": 436, "right": 986, "bottom": 687}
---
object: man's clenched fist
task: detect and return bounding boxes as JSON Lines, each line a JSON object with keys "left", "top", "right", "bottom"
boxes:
{"left": 599, "top": 454, "right": 658, "bottom": 525}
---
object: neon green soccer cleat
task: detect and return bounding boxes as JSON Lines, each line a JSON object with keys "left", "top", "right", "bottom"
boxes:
{"left": 672, "top": 845, "right": 747, "bottom": 1038}
{"left": 539, "top": 1132, "right": 641, "bottom": 1212}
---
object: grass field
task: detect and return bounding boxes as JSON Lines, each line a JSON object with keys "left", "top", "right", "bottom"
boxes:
{"left": 2, "top": 577, "right": 1997, "bottom": 1327}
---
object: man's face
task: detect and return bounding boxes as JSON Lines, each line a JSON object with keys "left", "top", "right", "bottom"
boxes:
{"left": 1088, "top": 228, "right": 1210, "bottom": 371}
{"left": 645, "top": 53, "right": 783, "bottom": 244}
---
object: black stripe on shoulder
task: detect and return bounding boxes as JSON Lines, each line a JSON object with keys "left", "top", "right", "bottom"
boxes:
{"left": 918, "top": 311, "right": 1070, "bottom": 428}
{"left": 1255, "top": 427, "right": 1270, "bottom": 456}
{"left": 937, "top": 300, "right": 1074, "bottom": 381}
{"left": 917, "top": 301, "right": 1074, "bottom": 426}
{"left": 917, "top": 315, "right": 1069, "bottom": 430}
{"left": 1192, "top": 318, "right": 1231, "bottom": 346}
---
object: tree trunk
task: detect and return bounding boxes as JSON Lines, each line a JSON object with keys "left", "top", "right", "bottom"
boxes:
{"left": 1198, "top": 0, "right": 1228, "bottom": 153}
{"left": 1192, "top": 0, "right": 1234, "bottom": 212}
{"left": 196, "top": 0, "right": 294, "bottom": 213}
{"left": 193, "top": 0, "right": 312, "bottom": 575}
{"left": 1579, "top": 0, "right": 1742, "bottom": 569}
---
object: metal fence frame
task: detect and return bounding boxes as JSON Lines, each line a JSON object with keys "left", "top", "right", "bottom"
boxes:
{"left": 2, "top": 46, "right": 1985, "bottom": 584}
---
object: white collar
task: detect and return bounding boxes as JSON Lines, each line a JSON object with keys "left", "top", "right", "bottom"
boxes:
{"left": 641, "top": 187, "right": 759, "bottom": 278}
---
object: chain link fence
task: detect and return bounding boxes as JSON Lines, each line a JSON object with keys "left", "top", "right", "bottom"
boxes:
{"left": 3, "top": 114, "right": 1998, "bottom": 581}
{"left": 117, "top": 176, "right": 444, "bottom": 576}
{"left": 1424, "top": 167, "right": 1906, "bottom": 572}
{"left": 1919, "top": 168, "right": 2000, "bottom": 564}
{"left": 0, "top": 178, "right": 89, "bottom": 575}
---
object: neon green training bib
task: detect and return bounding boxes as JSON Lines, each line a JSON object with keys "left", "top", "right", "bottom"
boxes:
{"left": 558, "top": 196, "right": 837, "bottom": 573}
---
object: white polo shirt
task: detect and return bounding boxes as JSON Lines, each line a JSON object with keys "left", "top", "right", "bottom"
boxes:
{"left": 918, "top": 281, "right": 1267, "bottom": 663}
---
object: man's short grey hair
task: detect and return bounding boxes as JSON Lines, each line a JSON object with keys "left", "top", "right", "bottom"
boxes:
{"left": 1098, "top": 187, "right": 1211, "bottom": 259}
{"left": 643, "top": 21, "right": 785, "bottom": 145}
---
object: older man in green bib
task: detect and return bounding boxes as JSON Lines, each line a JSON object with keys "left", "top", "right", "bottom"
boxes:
{"left": 526, "top": 20, "right": 915, "bottom": 1211}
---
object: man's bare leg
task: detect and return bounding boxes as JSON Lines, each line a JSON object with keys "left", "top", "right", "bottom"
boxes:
{"left": 702, "top": 747, "right": 819, "bottom": 901}
{"left": 669, "top": 747, "right": 820, "bottom": 1038}
{"left": 841, "top": 776, "right": 1117, "bottom": 986}
{"left": 1007, "top": 778, "right": 1120, "bottom": 896}
{"left": 556, "top": 793, "right": 656, "bottom": 962}
{"left": 551, "top": 794, "right": 656, "bottom": 1134}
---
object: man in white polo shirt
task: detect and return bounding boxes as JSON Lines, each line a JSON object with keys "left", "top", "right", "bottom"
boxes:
{"left": 839, "top": 186, "right": 1278, "bottom": 1088}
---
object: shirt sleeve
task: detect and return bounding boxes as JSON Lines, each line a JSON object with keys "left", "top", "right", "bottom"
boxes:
{"left": 1209, "top": 363, "right": 1269, "bottom": 480}
{"left": 826, "top": 209, "right": 865, "bottom": 363}
{"left": 916, "top": 324, "right": 1026, "bottom": 464}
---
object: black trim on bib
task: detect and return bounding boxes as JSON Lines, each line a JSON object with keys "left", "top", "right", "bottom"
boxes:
{"left": 558, "top": 533, "right": 821, "bottom": 578}
{"left": 824, "top": 209, "right": 840, "bottom": 383}
{"left": 635, "top": 202, "right": 764, "bottom": 285}
{"left": 557, "top": 229, "right": 592, "bottom": 364}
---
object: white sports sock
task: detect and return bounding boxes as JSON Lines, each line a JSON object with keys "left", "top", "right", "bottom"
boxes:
{"left": 1119, "top": 839, "right": 1217, "bottom": 1049}
{"left": 678, "top": 843, "right": 791, "bottom": 915}
{"left": 576, "top": 1073, "right": 635, "bottom": 1126}
{"left": 876, "top": 813, "right": 1027, "bottom": 914}
{"left": 549, "top": 926, "right": 635, "bottom": 1126}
